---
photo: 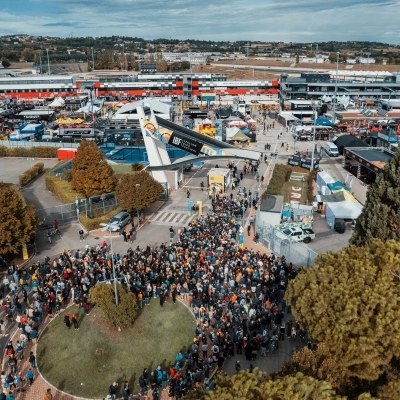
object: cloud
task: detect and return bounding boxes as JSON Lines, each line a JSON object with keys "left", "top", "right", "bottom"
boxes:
{"left": 1, "top": 0, "right": 400, "bottom": 44}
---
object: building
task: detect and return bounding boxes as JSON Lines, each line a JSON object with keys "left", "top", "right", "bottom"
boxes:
{"left": 139, "top": 63, "right": 157, "bottom": 74}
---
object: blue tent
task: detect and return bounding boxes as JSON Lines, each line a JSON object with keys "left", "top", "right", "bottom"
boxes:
{"left": 315, "top": 118, "right": 335, "bottom": 127}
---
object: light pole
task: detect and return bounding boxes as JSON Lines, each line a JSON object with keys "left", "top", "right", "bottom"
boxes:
{"left": 99, "top": 223, "right": 119, "bottom": 305}
{"left": 332, "top": 52, "right": 340, "bottom": 128}
{"left": 46, "top": 48, "right": 51, "bottom": 75}
{"left": 310, "top": 100, "right": 318, "bottom": 172}
{"left": 91, "top": 47, "right": 95, "bottom": 71}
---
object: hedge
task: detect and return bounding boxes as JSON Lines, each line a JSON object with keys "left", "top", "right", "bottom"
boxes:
{"left": 79, "top": 206, "right": 122, "bottom": 231}
{"left": 265, "top": 164, "right": 293, "bottom": 196}
{"left": 44, "top": 173, "right": 84, "bottom": 204}
{"left": 0, "top": 146, "right": 57, "bottom": 158}
{"left": 19, "top": 162, "right": 45, "bottom": 187}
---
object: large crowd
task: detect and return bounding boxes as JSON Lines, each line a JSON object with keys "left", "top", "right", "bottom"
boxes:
{"left": 1, "top": 194, "right": 303, "bottom": 400}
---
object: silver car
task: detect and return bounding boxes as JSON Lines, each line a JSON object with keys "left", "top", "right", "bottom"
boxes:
{"left": 107, "top": 211, "right": 132, "bottom": 231}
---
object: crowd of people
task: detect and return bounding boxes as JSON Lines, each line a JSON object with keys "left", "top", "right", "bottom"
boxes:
{"left": 1, "top": 193, "right": 301, "bottom": 400}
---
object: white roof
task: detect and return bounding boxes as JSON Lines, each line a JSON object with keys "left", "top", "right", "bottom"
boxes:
{"left": 116, "top": 99, "right": 170, "bottom": 116}
{"left": 326, "top": 200, "right": 362, "bottom": 219}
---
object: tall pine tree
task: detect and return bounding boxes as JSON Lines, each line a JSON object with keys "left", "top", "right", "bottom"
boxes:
{"left": 71, "top": 141, "right": 117, "bottom": 197}
{"left": 350, "top": 147, "right": 400, "bottom": 246}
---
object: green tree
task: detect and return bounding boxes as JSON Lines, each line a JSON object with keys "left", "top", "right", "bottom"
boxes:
{"left": 71, "top": 141, "right": 117, "bottom": 197}
{"left": 0, "top": 183, "right": 39, "bottom": 255}
{"left": 116, "top": 170, "right": 164, "bottom": 211}
{"left": 351, "top": 148, "right": 400, "bottom": 246}
{"left": 90, "top": 283, "right": 138, "bottom": 328}
{"left": 1, "top": 59, "right": 10, "bottom": 68}
{"left": 285, "top": 240, "right": 400, "bottom": 381}
{"left": 184, "top": 370, "right": 346, "bottom": 400}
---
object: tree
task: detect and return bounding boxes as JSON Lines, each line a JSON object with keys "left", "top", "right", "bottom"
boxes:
{"left": 350, "top": 148, "right": 400, "bottom": 246}
{"left": 116, "top": 171, "right": 164, "bottom": 211}
{"left": 21, "top": 48, "right": 36, "bottom": 62}
{"left": 280, "top": 343, "right": 351, "bottom": 393}
{"left": 1, "top": 59, "right": 10, "bottom": 68}
{"left": 184, "top": 370, "right": 346, "bottom": 400}
{"left": 90, "top": 283, "right": 138, "bottom": 328}
{"left": 285, "top": 240, "right": 400, "bottom": 381}
{"left": 96, "top": 49, "right": 113, "bottom": 69}
{"left": 71, "top": 141, "right": 117, "bottom": 197}
{"left": 0, "top": 183, "right": 39, "bottom": 255}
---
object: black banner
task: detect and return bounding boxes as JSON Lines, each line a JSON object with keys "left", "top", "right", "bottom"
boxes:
{"left": 168, "top": 132, "right": 204, "bottom": 155}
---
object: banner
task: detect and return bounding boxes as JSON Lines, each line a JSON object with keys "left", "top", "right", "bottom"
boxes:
{"left": 168, "top": 132, "right": 203, "bottom": 155}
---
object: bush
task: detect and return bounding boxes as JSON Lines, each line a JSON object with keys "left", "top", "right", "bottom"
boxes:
{"left": 44, "top": 173, "right": 84, "bottom": 204}
{"left": 131, "top": 163, "right": 145, "bottom": 171}
{"left": 90, "top": 283, "right": 138, "bottom": 328}
{"left": 264, "top": 164, "right": 293, "bottom": 196}
{"left": 0, "top": 146, "right": 57, "bottom": 158}
{"left": 18, "top": 162, "right": 45, "bottom": 187}
{"left": 0, "top": 146, "right": 7, "bottom": 157}
{"left": 79, "top": 206, "right": 122, "bottom": 231}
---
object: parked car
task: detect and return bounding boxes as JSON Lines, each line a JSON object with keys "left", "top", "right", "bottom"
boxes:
{"left": 282, "top": 226, "right": 316, "bottom": 243}
{"left": 106, "top": 211, "right": 132, "bottom": 231}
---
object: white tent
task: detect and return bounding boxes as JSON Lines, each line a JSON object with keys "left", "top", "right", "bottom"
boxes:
{"left": 48, "top": 98, "right": 65, "bottom": 108}
{"left": 77, "top": 104, "right": 101, "bottom": 113}
{"left": 325, "top": 201, "right": 363, "bottom": 229}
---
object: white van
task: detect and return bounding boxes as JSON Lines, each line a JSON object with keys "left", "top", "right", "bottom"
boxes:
{"left": 325, "top": 142, "right": 339, "bottom": 157}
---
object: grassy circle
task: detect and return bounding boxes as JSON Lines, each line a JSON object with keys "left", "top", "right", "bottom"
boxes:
{"left": 37, "top": 300, "right": 196, "bottom": 398}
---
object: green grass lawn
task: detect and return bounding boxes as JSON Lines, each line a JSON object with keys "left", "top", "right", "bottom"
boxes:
{"left": 37, "top": 300, "right": 196, "bottom": 398}
{"left": 111, "top": 164, "right": 133, "bottom": 178}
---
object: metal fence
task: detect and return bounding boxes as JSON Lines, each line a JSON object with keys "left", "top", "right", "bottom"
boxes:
{"left": 0, "top": 140, "right": 80, "bottom": 148}
{"left": 257, "top": 221, "right": 318, "bottom": 268}
{"left": 36, "top": 203, "right": 79, "bottom": 227}
{"left": 36, "top": 196, "right": 120, "bottom": 227}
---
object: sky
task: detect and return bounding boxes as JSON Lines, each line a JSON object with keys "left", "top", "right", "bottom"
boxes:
{"left": 0, "top": 0, "right": 400, "bottom": 44}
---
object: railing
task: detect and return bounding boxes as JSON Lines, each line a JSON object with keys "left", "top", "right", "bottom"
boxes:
{"left": 257, "top": 221, "right": 318, "bottom": 268}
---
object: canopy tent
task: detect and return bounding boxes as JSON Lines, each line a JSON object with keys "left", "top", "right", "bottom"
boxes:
{"left": 77, "top": 105, "right": 101, "bottom": 113}
{"left": 48, "top": 98, "right": 65, "bottom": 108}
{"left": 228, "top": 120, "right": 247, "bottom": 128}
{"left": 229, "top": 130, "right": 250, "bottom": 142}
{"left": 326, "top": 200, "right": 363, "bottom": 229}
{"left": 316, "top": 191, "right": 346, "bottom": 203}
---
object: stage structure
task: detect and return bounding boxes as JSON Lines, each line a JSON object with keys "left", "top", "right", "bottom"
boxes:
{"left": 137, "top": 104, "right": 261, "bottom": 176}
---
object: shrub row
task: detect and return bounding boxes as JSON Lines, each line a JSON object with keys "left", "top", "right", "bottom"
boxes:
{"left": 19, "top": 163, "right": 45, "bottom": 187}
{"left": 0, "top": 146, "right": 58, "bottom": 158}
{"left": 44, "top": 173, "right": 84, "bottom": 204}
{"left": 265, "top": 164, "right": 293, "bottom": 196}
{"left": 79, "top": 206, "right": 122, "bottom": 231}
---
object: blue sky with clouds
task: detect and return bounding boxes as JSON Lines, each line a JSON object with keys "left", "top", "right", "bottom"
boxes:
{"left": 1, "top": 0, "right": 399, "bottom": 44}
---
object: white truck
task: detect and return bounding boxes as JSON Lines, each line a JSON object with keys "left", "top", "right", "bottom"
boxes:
{"left": 282, "top": 226, "right": 316, "bottom": 243}
{"left": 324, "top": 141, "right": 339, "bottom": 157}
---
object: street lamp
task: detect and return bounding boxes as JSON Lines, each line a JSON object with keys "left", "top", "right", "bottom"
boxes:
{"left": 310, "top": 100, "right": 319, "bottom": 172}
{"left": 332, "top": 52, "right": 340, "bottom": 129}
{"left": 135, "top": 184, "right": 141, "bottom": 227}
{"left": 99, "top": 223, "right": 119, "bottom": 305}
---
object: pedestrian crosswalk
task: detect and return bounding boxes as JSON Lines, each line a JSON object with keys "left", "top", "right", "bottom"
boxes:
{"left": 149, "top": 211, "right": 195, "bottom": 227}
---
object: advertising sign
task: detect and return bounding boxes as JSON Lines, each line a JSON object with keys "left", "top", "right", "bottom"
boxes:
{"left": 168, "top": 132, "right": 204, "bottom": 155}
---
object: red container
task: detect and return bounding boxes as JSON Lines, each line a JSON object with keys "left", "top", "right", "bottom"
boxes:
{"left": 57, "top": 148, "right": 77, "bottom": 160}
